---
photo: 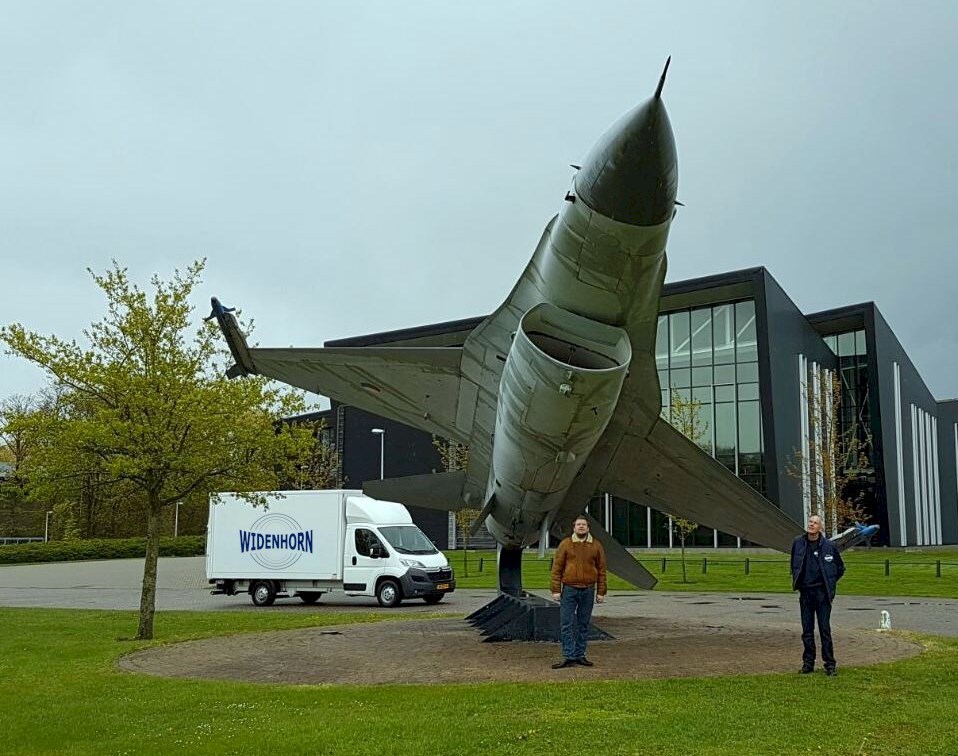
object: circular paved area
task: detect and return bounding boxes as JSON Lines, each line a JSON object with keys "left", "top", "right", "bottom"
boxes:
{"left": 119, "top": 616, "right": 922, "bottom": 685}
{"left": 0, "top": 556, "right": 949, "bottom": 684}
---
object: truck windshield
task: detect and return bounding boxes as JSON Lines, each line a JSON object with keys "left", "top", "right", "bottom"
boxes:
{"left": 378, "top": 526, "right": 438, "bottom": 555}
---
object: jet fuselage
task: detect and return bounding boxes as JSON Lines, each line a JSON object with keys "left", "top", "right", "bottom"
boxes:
{"left": 480, "top": 95, "right": 678, "bottom": 547}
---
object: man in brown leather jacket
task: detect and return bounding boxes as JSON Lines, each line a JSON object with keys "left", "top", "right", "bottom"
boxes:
{"left": 550, "top": 515, "right": 607, "bottom": 668}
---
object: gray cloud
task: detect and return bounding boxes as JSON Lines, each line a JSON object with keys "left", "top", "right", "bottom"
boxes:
{"left": 2, "top": 1, "right": 956, "bottom": 399}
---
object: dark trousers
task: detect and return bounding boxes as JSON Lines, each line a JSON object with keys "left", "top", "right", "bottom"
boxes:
{"left": 799, "top": 585, "right": 835, "bottom": 668}
{"left": 559, "top": 584, "right": 595, "bottom": 660}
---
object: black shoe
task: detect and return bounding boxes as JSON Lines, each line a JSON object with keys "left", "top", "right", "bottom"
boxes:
{"left": 825, "top": 667, "right": 837, "bottom": 677}
{"left": 575, "top": 657, "right": 594, "bottom": 667}
{"left": 552, "top": 659, "right": 574, "bottom": 669}
{"left": 800, "top": 665, "right": 814, "bottom": 674}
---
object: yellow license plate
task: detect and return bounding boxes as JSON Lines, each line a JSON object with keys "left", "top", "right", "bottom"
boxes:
{"left": 436, "top": 583, "right": 450, "bottom": 590}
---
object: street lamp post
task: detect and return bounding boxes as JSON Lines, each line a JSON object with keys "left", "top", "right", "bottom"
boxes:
{"left": 44, "top": 511, "right": 53, "bottom": 543}
{"left": 174, "top": 502, "right": 181, "bottom": 538}
{"left": 371, "top": 428, "right": 385, "bottom": 480}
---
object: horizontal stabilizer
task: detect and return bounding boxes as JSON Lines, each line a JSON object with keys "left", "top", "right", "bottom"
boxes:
{"left": 363, "top": 471, "right": 467, "bottom": 512}
{"left": 603, "top": 419, "right": 803, "bottom": 552}
{"left": 584, "top": 513, "right": 658, "bottom": 590}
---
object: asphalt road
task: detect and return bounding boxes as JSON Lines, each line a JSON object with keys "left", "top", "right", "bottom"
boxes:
{"left": 1, "top": 556, "right": 956, "bottom": 636}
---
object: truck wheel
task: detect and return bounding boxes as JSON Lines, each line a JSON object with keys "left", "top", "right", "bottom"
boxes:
{"left": 423, "top": 593, "right": 444, "bottom": 605}
{"left": 376, "top": 579, "right": 402, "bottom": 608}
{"left": 299, "top": 592, "right": 321, "bottom": 605}
{"left": 250, "top": 581, "right": 276, "bottom": 607}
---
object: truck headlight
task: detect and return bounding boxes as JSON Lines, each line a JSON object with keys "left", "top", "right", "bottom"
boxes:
{"left": 400, "top": 558, "right": 426, "bottom": 569}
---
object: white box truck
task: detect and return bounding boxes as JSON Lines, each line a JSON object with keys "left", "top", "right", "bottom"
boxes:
{"left": 206, "top": 490, "right": 455, "bottom": 607}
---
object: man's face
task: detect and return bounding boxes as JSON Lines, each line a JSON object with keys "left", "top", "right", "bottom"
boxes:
{"left": 806, "top": 517, "right": 822, "bottom": 538}
{"left": 573, "top": 518, "right": 589, "bottom": 537}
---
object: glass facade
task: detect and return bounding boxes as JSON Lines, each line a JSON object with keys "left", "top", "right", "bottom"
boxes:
{"left": 822, "top": 329, "right": 876, "bottom": 514}
{"left": 822, "top": 330, "right": 870, "bottom": 454}
{"left": 658, "top": 299, "right": 765, "bottom": 493}
{"left": 605, "top": 298, "right": 765, "bottom": 547}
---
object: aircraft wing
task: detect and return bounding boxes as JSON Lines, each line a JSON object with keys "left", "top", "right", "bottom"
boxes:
{"left": 601, "top": 418, "right": 802, "bottom": 551}
{"left": 246, "top": 346, "right": 474, "bottom": 443}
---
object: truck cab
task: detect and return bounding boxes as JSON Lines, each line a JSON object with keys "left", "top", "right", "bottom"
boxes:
{"left": 342, "top": 496, "right": 453, "bottom": 607}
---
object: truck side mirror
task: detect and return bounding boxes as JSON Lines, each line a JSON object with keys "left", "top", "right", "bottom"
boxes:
{"left": 369, "top": 545, "right": 383, "bottom": 559}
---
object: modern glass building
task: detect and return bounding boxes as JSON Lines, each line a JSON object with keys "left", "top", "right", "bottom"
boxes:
{"left": 304, "top": 267, "right": 955, "bottom": 549}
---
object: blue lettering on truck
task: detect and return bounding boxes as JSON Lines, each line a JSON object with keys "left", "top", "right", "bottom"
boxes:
{"left": 239, "top": 530, "right": 313, "bottom": 553}
{"left": 238, "top": 512, "right": 314, "bottom": 570}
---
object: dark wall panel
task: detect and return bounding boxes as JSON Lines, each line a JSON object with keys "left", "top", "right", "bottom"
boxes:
{"left": 759, "top": 270, "right": 835, "bottom": 524}
{"left": 936, "top": 400, "right": 958, "bottom": 544}
{"left": 871, "top": 308, "right": 940, "bottom": 545}
{"left": 333, "top": 403, "right": 451, "bottom": 549}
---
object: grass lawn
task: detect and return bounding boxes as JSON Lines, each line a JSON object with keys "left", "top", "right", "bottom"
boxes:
{"left": 1, "top": 608, "right": 957, "bottom": 755}
{"left": 446, "top": 548, "right": 958, "bottom": 598}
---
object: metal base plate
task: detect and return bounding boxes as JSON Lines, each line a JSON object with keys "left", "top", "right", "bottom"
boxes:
{"left": 465, "top": 592, "right": 614, "bottom": 643}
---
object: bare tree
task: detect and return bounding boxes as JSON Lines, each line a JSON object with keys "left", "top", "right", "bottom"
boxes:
{"left": 666, "top": 389, "right": 711, "bottom": 583}
{"left": 789, "top": 366, "right": 871, "bottom": 534}
{"left": 432, "top": 436, "right": 479, "bottom": 576}
{"left": 284, "top": 418, "right": 341, "bottom": 491}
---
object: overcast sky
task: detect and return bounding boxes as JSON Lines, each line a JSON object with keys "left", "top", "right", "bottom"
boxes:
{"left": 2, "top": 1, "right": 956, "bottom": 405}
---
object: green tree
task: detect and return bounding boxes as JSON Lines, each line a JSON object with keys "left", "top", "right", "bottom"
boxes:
{"left": 666, "top": 389, "right": 711, "bottom": 584}
{"left": 0, "top": 394, "right": 37, "bottom": 537}
{"left": 0, "top": 391, "right": 61, "bottom": 538}
{"left": 1, "top": 260, "right": 314, "bottom": 639}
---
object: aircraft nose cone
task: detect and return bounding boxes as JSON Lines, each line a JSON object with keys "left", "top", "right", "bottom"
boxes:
{"left": 574, "top": 97, "right": 677, "bottom": 226}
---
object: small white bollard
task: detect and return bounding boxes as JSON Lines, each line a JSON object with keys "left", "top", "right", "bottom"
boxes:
{"left": 878, "top": 610, "right": 892, "bottom": 631}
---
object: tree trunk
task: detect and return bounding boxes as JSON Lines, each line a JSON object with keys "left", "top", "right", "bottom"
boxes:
{"left": 136, "top": 493, "right": 162, "bottom": 640}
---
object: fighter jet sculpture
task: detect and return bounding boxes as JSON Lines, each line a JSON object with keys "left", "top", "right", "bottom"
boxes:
{"left": 212, "top": 60, "right": 806, "bottom": 598}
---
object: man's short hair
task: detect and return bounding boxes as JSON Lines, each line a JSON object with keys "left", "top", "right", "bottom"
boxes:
{"left": 573, "top": 514, "right": 589, "bottom": 524}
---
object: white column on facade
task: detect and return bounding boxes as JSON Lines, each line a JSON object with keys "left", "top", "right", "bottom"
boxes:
{"left": 823, "top": 367, "right": 837, "bottom": 536}
{"left": 922, "top": 411, "right": 932, "bottom": 544}
{"left": 893, "top": 363, "right": 907, "bottom": 546}
{"left": 799, "top": 355, "right": 811, "bottom": 524}
{"left": 813, "top": 361, "right": 824, "bottom": 517}
{"left": 924, "top": 412, "right": 935, "bottom": 545}
{"left": 954, "top": 424, "right": 958, "bottom": 542}
{"left": 918, "top": 410, "right": 926, "bottom": 545}
{"left": 604, "top": 492, "right": 612, "bottom": 533}
{"left": 713, "top": 529, "right": 719, "bottom": 548}
{"left": 668, "top": 516, "right": 674, "bottom": 549}
{"left": 911, "top": 404, "right": 921, "bottom": 545}
{"left": 646, "top": 506, "right": 652, "bottom": 549}
{"left": 932, "top": 417, "right": 942, "bottom": 545}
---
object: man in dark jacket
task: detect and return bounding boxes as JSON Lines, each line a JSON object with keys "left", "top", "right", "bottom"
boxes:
{"left": 791, "top": 514, "right": 845, "bottom": 676}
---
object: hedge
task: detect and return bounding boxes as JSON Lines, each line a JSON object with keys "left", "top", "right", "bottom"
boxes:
{"left": 0, "top": 536, "right": 205, "bottom": 565}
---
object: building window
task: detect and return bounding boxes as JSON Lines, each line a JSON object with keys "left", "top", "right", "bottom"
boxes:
{"left": 603, "top": 297, "right": 765, "bottom": 550}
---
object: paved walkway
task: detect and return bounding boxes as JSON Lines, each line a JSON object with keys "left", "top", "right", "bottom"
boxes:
{"left": 1, "top": 556, "right": 956, "bottom": 636}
